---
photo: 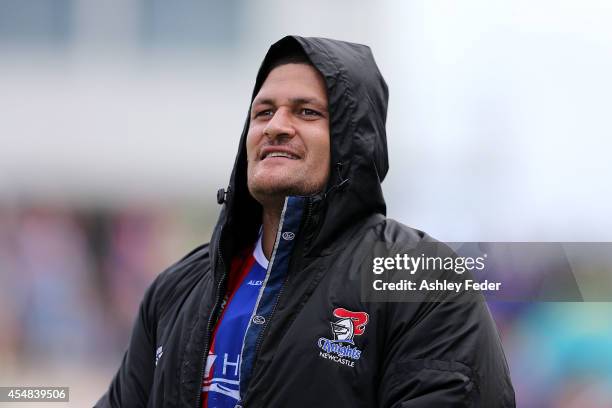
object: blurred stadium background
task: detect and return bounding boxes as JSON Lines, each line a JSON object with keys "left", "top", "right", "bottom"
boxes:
{"left": 1, "top": 1, "right": 611, "bottom": 406}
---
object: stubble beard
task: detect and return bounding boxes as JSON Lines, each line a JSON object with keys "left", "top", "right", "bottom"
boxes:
{"left": 247, "top": 169, "right": 325, "bottom": 208}
{"left": 249, "top": 176, "right": 310, "bottom": 205}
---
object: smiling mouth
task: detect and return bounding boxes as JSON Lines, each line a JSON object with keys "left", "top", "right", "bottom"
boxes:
{"left": 262, "top": 151, "right": 300, "bottom": 160}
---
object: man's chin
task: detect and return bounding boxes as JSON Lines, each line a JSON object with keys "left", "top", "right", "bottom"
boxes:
{"left": 251, "top": 183, "right": 300, "bottom": 198}
{"left": 248, "top": 179, "right": 316, "bottom": 202}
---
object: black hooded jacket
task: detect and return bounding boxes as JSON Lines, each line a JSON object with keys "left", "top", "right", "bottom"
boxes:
{"left": 97, "top": 36, "right": 515, "bottom": 408}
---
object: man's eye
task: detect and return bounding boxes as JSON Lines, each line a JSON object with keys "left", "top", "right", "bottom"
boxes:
{"left": 255, "top": 109, "right": 273, "bottom": 118}
{"left": 301, "top": 108, "right": 321, "bottom": 116}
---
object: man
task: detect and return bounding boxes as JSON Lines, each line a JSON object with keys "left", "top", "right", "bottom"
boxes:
{"left": 97, "top": 36, "right": 515, "bottom": 407}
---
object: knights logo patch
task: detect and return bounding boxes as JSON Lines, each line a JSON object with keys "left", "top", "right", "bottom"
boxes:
{"left": 317, "top": 308, "right": 369, "bottom": 367}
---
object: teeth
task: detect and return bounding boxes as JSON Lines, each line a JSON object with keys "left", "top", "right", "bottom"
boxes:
{"left": 266, "top": 152, "right": 297, "bottom": 159}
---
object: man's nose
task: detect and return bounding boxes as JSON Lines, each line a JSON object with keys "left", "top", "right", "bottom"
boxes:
{"left": 263, "top": 108, "right": 295, "bottom": 141}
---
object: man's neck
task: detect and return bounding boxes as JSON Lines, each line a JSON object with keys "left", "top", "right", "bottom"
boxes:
{"left": 261, "top": 201, "right": 284, "bottom": 260}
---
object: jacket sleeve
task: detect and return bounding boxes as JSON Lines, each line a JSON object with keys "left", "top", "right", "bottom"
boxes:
{"left": 377, "top": 298, "right": 515, "bottom": 407}
{"left": 95, "top": 279, "right": 159, "bottom": 408}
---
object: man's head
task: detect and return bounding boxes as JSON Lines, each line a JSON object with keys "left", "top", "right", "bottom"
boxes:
{"left": 246, "top": 50, "right": 330, "bottom": 207}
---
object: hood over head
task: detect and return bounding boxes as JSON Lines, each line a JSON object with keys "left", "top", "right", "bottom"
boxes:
{"left": 213, "top": 35, "right": 389, "bottom": 263}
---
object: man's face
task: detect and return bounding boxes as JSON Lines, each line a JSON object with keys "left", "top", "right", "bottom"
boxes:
{"left": 246, "top": 63, "right": 330, "bottom": 204}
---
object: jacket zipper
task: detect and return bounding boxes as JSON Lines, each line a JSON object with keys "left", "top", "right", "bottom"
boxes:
{"left": 195, "top": 242, "right": 228, "bottom": 408}
{"left": 240, "top": 198, "right": 313, "bottom": 407}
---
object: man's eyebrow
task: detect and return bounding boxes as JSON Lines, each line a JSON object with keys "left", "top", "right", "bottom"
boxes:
{"left": 251, "top": 97, "right": 328, "bottom": 109}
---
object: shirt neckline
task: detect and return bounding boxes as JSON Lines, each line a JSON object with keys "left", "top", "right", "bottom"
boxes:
{"left": 253, "top": 230, "right": 269, "bottom": 269}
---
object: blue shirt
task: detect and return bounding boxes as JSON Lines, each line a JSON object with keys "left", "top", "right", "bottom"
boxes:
{"left": 201, "top": 234, "right": 268, "bottom": 407}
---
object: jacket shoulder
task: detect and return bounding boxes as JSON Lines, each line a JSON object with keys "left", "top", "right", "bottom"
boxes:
{"left": 144, "top": 243, "right": 212, "bottom": 320}
{"left": 373, "top": 217, "right": 439, "bottom": 245}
